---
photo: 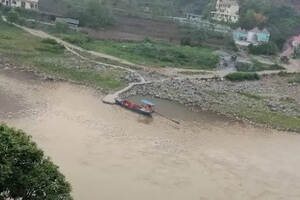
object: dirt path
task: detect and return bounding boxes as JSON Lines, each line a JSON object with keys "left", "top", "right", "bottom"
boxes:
{"left": 1, "top": 69, "right": 300, "bottom": 200}
{"left": 5, "top": 16, "right": 297, "bottom": 85}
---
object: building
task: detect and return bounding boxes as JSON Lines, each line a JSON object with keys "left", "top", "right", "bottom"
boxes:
{"left": 247, "top": 27, "right": 270, "bottom": 43}
{"left": 186, "top": 13, "right": 203, "bottom": 22}
{"left": 211, "top": 0, "right": 239, "bottom": 23}
{"left": 292, "top": 35, "right": 300, "bottom": 48}
{"left": 171, "top": 13, "right": 232, "bottom": 34}
{"left": 233, "top": 27, "right": 248, "bottom": 41}
{"left": 233, "top": 27, "right": 270, "bottom": 46}
{"left": 0, "top": 0, "right": 39, "bottom": 9}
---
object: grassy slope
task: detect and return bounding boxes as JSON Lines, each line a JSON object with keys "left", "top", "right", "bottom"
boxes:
{"left": 57, "top": 32, "right": 219, "bottom": 70}
{"left": 214, "top": 89, "right": 300, "bottom": 132}
{"left": 0, "top": 21, "right": 125, "bottom": 90}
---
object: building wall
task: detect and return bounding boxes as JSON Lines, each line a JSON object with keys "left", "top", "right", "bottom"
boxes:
{"left": 233, "top": 32, "right": 247, "bottom": 40}
{"left": 0, "top": 0, "right": 38, "bottom": 9}
{"left": 211, "top": 0, "right": 239, "bottom": 23}
{"left": 257, "top": 33, "right": 270, "bottom": 42}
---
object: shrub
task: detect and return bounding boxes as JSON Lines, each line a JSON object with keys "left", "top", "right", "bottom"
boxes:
{"left": 41, "top": 38, "right": 59, "bottom": 45}
{"left": 36, "top": 38, "right": 65, "bottom": 54}
{"left": 7, "top": 10, "right": 20, "bottom": 23}
{"left": 248, "top": 42, "right": 279, "bottom": 55}
{"left": 0, "top": 124, "right": 72, "bottom": 200}
{"left": 62, "top": 34, "right": 91, "bottom": 46}
{"left": 55, "top": 21, "right": 70, "bottom": 33}
{"left": 225, "top": 72, "right": 260, "bottom": 81}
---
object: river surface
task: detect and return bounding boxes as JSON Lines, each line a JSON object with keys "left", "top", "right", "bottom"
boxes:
{"left": 1, "top": 69, "right": 300, "bottom": 200}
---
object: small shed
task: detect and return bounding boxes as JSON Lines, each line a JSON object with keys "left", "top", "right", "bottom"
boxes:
{"left": 56, "top": 17, "right": 79, "bottom": 29}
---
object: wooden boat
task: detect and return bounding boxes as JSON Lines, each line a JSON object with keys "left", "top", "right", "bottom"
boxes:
{"left": 115, "top": 99, "right": 155, "bottom": 116}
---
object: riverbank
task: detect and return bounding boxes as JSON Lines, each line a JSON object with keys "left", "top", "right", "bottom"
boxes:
{"left": 1, "top": 65, "right": 300, "bottom": 200}
{"left": 121, "top": 74, "right": 300, "bottom": 132}
{"left": 2, "top": 18, "right": 300, "bottom": 133}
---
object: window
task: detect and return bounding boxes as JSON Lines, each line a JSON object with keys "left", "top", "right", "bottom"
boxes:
{"left": 30, "top": 2, "right": 34, "bottom": 8}
{"left": 21, "top": 1, "right": 25, "bottom": 8}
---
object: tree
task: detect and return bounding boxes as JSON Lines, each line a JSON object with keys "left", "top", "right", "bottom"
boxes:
{"left": 7, "top": 10, "right": 20, "bottom": 23}
{"left": 0, "top": 124, "right": 72, "bottom": 200}
{"left": 66, "top": 0, "right": 115, "bottom": 29}
{"left": 248, "top": 42, "right": 279, "bottom": 55}
{"left": 55, "top": 21, "right": 70, "bottom": 33}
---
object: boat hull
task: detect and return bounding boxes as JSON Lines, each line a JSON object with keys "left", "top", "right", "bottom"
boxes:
{"left": 115, "top": 99, "right": 153, "bottom": 116}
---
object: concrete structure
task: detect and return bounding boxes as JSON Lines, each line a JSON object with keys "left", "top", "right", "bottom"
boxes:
{"left": 292, "top": 35, "right": 300, "bottom": 48}
{"left": 0, "top": 0, "right": 39, "bottom": 9}
{"left": 171, "top": 14, "right": 232, "bottom": 34}
{"left": 233, "top": 27, "right": 270, "bottom": 46}
{"left": 186, "top": 13, "right": 203, "bottom": 22}
{"left": 211, "top": 0, "right": 239, "bottom": 23}
{"left": 247, "top": 27, "right": 270, "bottom": 43}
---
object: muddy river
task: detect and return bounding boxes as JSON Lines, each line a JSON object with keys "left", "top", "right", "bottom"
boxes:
{"left": 1, "top": 69, "right": 300, "bottom": 200}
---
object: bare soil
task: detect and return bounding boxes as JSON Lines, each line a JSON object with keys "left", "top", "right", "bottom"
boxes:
{"left": 81, "top": 15, "right": 181, "bottom": 43}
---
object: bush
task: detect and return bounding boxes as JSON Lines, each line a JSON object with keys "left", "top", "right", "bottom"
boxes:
{"left": 62, "top": 34, "right": 91, "bottom": 46}
{"left": 0, "top": 124, "right": 72, "bottom": 200}
{"left": 41, "top": 38, "right": 59, "bottom": 45}
{"left": 248, "top": 42, "right": 279, "bottom": 55}
{"left": 7, "top": 10, "right": 20, "bottom": 23}
{"left": 55, "top": 21, "right": 70, "bottom": 33}
{"left": 36, "top": 38, "right": 65, "bottom": 54}
{"left": 225, "top": 72, "right": 260, "bottom": 81}
{"left": 66, "top": 0, "right": 115, "bottom": 29}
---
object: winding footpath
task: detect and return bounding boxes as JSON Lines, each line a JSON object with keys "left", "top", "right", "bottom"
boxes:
{"left": 2, "top": 16, "right": 300, "bottom": 104}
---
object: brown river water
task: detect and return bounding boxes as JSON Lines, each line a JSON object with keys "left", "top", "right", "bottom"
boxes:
{"left": 1, "top": 69, "right": 300, "bottom": 200}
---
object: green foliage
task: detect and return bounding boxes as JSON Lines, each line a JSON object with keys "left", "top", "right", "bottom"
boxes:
{"left": 237, "top": 59, "right": 284, "bottom": 72}
{"left": 62, "top": 34, "right": 91, "bottom": 46}
{"left": 65, "top": 0, "right": 115, "bottom": 28}
{"left": 238, "top": 92, "right": 263, "bottom": 100}
{"left": 238, "top": 108, "right": 300, "bottom": 132}
{"left": 81, "top": 38, "right": 219, "bottom": 69}
{"left": 7, "top": 10, "right": 20, "bottom": 23}
{"left": 0, "top": 20, "right": 124, "bottom": 90}
{"left": 55, "top": 21, "right": 70, "bottom": 33}
{"left": 41, "top": 38, "right": 59, "bottom": 45}
{"left": 225, "top": 72, "right": 260, "bottom": 81}
{"left": 288, "top": 73, "right": 300, "bottom": 84}
{"left": 239, "top": 0, "right": 300, "bottom": 49}
{"left": 37, "top": 38, "right": 65, "bottom": 54}
{"left": 0, "top": 124, "right": 72, "bottom": 200}
{"left": 14, "top": 7, "right": 54, "bottom": 22}
{"left": 248, "top": 42, "right": 279, "bottom": 55}
{"left": 179, "top": 24, "right": 234, "bottom": 49}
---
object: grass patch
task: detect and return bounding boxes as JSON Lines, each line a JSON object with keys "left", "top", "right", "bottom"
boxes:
{"left": 288, "top": 73, "right": 300, "bottom": 84}
{"left": 239, "top": 108, "right": 300, "bottom": 132}
{"left": 0, "top": 21, "right": 124, "bottom": 90}
{"left": 22, "top": 21, "right": 219, "bottom": 69}
{"left": 57, "top": 33, "right": 219, "bottom": 69}
{"left": 178, "top": 71, "right": 211, "bottom": 75}
{"left": 238, "top": 92, "right": 263, "bottom": 100}
{"left": 225, "top": 72, "right": 260, "bottom": 82}
{"left": 36, "top": 38, "right": 65, "bottom": 54}
{"left": 237, "top": 59, "right": 285, "bottom": 72}
{"left": 85, "top": 39, "right": 219, "bottom": 69}
{"left": 33, "top": 60, "right": 123, "bottom": 89}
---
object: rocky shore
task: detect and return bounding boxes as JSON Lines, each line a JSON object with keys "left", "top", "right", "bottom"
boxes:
{"left": 122, "top": 74, "right": 300, "bottom": 132}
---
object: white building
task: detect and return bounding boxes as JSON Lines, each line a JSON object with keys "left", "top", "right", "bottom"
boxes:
{"left": 0, "top": 0, "right": 39, "bottom": 10}
{"left": 211, "top": 0, "right": 239, "bottom": 23}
